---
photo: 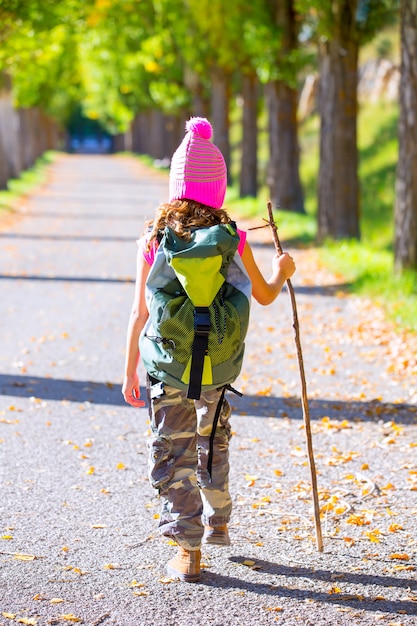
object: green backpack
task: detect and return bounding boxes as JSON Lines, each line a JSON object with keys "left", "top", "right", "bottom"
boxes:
{"left": 140, "top": 223, "right": 251, "bottom": 399}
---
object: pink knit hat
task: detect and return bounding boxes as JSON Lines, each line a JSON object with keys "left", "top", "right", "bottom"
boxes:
{"left": 169, "top": 117, "right": 227, "bottom": 209}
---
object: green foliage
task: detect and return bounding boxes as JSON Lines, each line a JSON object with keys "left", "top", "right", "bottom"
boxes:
{"left": 1, "top": 0, "right": 193, "bottom": 131}
{"left": 295, "top": 0, "right": 399, "bottom": 45}
{"left": 358, "top": 101, "right": 398, "bottom": 249}
{"left": 6, "top": 24, "right": 83, "bottom": 123}
{"left": 299, "top": 114, "right": 320, "bottom": 216}
{"left": 360, "top": 25, "right": 400, "bottom": 63}
{"left": 355, "top": 0, "right": 400, "bottom": 44}
{"left": 0, "top": 0, "right": 401, "bottom": 133}
{"left": 0, "top": 0, "right": 89, "bottom": 123}
{"left": 185, "top": 0, "right": 274, "bottom": 74}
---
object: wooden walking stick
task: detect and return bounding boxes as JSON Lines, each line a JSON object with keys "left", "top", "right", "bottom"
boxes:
{"left": 266, "top": 201, "right": 323, "bottom": 552}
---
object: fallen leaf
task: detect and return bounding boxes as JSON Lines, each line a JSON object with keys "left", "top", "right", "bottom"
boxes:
{"left": 343, "top": 537, "right": 355, "bottom": 547}
{"left": 2, "top": 613, "right": 17, "bottom": 620}
{"left": 158, "top": 576, "right": 175, "bottom": 583}
{"left": 381, "top": 483, "right": 396, "bottom": 493}
{"left": 61, "top": 615, "right": 81, "bottom": 622}
{"left": 346, "top": 514, "right": 369, "bottom": 527}
{"left": 50, "top": 598, "right": 65, "bottom": 604}
{"left": 74, "top": 567, "right": 89, "bottom": 575}
{"left": 390, "top": 553, "right": 410, "bottom": 561}
{"left": 241, "top": 559, "right": 260, "bottom": 569}
{"left": 364, "top": 529, "right": 381, "bottom": 543}
{"left": 129, "top": 580, "right": 145, "bottom": 588}
{"left": 133, "top": 590, "right": 150, "bottom": 596}
{"left": 245, "top": 473, "right": 258, "bottom": 487}
{"left": 14, "top": 553, "right": 36, "bottom": 561}
{"left": 290, "top": 446, "right": 305, "bottom": 457}
{"left": 255, "top": 387, "right": 272, "bottom": 396}
{"left": 388, "top": 524, "right": 404, "bottom": 533}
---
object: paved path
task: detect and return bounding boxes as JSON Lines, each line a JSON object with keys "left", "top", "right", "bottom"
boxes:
{"left": 1, "top": 155, "right": 417, "bottom": 625}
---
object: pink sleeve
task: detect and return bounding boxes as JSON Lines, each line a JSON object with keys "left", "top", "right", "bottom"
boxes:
{"left": 138, "top": 235, "right": 157, "bottom": 266}
{"left": 236, "top": 228, "right": 246, "bottom": 256}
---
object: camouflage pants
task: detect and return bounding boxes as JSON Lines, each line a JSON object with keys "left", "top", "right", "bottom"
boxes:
{"left": 146, "top": 376, "right": 232, "bottom": 550}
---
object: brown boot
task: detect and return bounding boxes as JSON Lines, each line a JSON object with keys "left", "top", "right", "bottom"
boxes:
{"left": 203, "top": 524, "right": 230, "bottom": 546}
{"left": 166, "top": 546, "right": 201, "bottom": 582}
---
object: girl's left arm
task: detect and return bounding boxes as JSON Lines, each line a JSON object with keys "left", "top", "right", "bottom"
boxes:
{"left": 242, "top": 241, "right": 295, "bottom": 305}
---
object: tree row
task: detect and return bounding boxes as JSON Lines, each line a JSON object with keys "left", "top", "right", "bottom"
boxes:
{"left": 1, "top": 0, "right": 416, "bottom": 271}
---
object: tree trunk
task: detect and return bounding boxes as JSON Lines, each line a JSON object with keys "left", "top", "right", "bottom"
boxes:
{"left": 149, "top": 109, "right": 167, "bottom": 159}
{"left": 239, "top": 71, "right": 258, "bottom": 198}
{"left": 18, "top": 109, "right": 34, "bottom": 169}
{"left": 164, "top": 113, "right": 187, "bottom": 158}
{"left": 0, "top": 73, "right": 22, "bottom": 180}
{"left": 317, "top": 2, "right": 360, "bottom": 242}
{"left": 0, "top": 131, "right": 8, "bottom": 190}
{"left": 210, "top": 66, "right": 232, "bottom": 184}
{"left": 184, "top": 68, "right": 210, "bottom": 118}
{"left": 266, "top": 0, "right": 304, "bottom": 212}
{"left": 266, "top": 80, "right": 304, "bottom": 212}
{"left": 394, "top": 0, "right": 417, "bottom": 271}
{"left": 132, "top": 112, "right": 150, "bottom": 154}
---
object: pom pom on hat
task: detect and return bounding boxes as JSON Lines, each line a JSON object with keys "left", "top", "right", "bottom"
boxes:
{"left": 169, "top": 117, "right": 227, "bottom": 210}
{"left": 185, "top": 117, "right": 212, "bottom": 140}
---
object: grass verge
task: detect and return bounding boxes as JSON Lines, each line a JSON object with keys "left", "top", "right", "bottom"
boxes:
{"left": 320, "top": 241, "right": 417, "bottom": 332}
{"left": 0, "top": 151, "right": 56, "bottom": 213}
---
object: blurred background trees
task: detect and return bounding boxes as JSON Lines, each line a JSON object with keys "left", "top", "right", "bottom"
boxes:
{"left": 2, "top": 0, "right": 416, "bottom": 275}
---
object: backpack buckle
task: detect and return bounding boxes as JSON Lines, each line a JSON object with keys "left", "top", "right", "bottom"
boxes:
{"left": 194, "top": 307, "right": 210, "bottom": 335}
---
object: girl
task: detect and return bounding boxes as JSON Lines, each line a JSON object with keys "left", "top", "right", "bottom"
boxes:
{"left": 122, "top": 117, "right": 295, "bottom": 582}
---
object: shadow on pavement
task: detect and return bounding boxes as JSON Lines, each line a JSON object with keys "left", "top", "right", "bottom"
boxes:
{"left": 0, "top": 373, "right": 127, "bottom": 406}
{"left": 4, "top": 209, "right": 144, "bottom": 219}
{"left": 0, "top": 274, "right": 134, "bottom": 284}
{"left": 0, "top": 232, "right": 137, "bottom": 242}
{"left": 0, "top": 270, "right": 347, "bottom": 294}
{"left": 196, "top": 555, "right": 417, "bottom": 615}
{"left": 1, "top": 373, "right": 416, "bottom": 423}
{"left": 231, "top": 392, "right": 417, "bottom": 424}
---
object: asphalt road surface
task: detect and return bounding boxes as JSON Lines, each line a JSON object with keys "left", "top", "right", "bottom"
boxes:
{"left": 1, "top": 154, "right": 416, "bottom": 626}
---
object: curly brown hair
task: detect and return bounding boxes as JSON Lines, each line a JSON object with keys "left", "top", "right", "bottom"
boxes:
{"left": 145, "top": 199, "right": 232, "bottom": 251}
